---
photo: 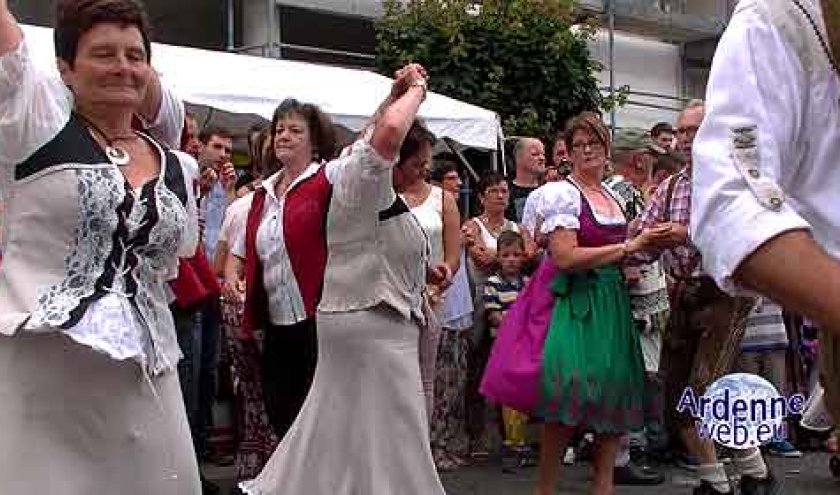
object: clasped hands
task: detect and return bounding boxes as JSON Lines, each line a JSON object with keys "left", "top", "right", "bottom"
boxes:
{"left": 390, "top": 63, "right": 429, "bottom": 100}
{"left": 630, "top": 222, "right": 688, "bottom": 254}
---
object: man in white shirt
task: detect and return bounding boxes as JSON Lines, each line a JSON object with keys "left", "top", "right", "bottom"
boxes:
{"left": 691, "top": 0, "right": 840, "bottom": 489}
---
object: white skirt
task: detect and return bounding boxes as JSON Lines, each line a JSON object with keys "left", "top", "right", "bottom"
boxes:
{"left": 241, "top": 306, "right": 447, "bottom": 495}
{"left": 0, "top": 332, "right": 200, "bottom": 495}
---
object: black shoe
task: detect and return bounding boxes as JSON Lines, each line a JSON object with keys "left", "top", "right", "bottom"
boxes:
{"left": 692, "top": 481, "right": 730, "bottom": 495}
{"left": 613, "top": 462, "right": 664, "bottom": 485}
{"left": 201, "top": 477, "right": 221, "bottom": 495}
{"left": 739, "top": 472, "right": 783, "bottom": 495}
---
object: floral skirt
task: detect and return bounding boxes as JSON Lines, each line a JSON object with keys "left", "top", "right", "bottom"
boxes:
{"left": 221, "top": 298, "right": 279, "bottom": 480}
{"left": 535, "top": 266, "right": 646, "bottom": 433}
{"left": 431, "top": 329, "right": 472, "bottom": 458}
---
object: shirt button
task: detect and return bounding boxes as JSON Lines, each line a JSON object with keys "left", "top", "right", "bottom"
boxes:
{"left": 748, "top": 169, "right": 760, "bottom": 179}
{"left": 769, "top": 197, "right": 783, "bottom": 210}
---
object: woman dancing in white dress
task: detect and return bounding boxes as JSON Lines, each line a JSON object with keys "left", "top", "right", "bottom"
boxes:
{"left": 241, "top": 64, "right": 449, "bottom": 495}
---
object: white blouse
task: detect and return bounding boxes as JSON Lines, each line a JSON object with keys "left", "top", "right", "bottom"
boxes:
{"left": 219, "top": 193, "right": 254, "bottom": 247}
{"left": 690, "top": 0, "right": 840, "bottom": 293}
{"left": 538, "top": 179, "right": 626, "bottom": 235}
{"left": 231, "top": 166, "right": 319, "bottom": 326}
{"left": 231, "top": 142, "right": 392, "bottom": 326}
{"left": 0, "top": 39, "right": 195, "bottom": 374}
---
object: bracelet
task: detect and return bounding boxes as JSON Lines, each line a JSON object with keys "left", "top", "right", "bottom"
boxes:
{"left": 410, "top": 78, "right": 428, "bottom": 100}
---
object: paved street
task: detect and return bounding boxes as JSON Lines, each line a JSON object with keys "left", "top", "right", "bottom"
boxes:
{"left": 209, "top": 452, "right": 838, "bottom": 494}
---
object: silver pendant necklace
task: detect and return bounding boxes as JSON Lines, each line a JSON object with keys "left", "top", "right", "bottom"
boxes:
{"left": 75, "top": 113, "right": 137, "bottom": 166}
{"left": 105, "top": 145, "right": 131, "bottom": 166}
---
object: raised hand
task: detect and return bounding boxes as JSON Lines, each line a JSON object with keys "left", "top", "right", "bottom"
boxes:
{"left": 219, "top": 162, "right": 237, "bottom": 193}
{"left": 0, "top": 0, "right": 23, "bottom": 56}
{"left": 391, "top": 63, "right": 428, "bottom": 99}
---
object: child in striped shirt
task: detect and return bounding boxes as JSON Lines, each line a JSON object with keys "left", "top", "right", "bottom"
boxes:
{"left": 483, "top": 230, "right": 532, "bottom": 469}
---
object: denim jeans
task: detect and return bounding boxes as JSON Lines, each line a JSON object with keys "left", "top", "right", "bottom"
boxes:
{"left": 198, "top": 298, "right": 222, "bottom": 458}
{"left": 173, "top": 297, "right": 221, "bottom": 459}
{"left": 173, "top": 304, "right": 201, "bottom": 453}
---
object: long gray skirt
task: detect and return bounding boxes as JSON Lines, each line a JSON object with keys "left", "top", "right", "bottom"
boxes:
{"left": 0, "top": 332, "right": 200, "bottom": 494}
{"left": 241, "top": 306, "right": 446, "bottom": 495}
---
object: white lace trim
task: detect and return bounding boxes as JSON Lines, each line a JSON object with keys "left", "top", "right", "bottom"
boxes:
{"left": 63, "top": 293, "right": 148, "bottom": 363}
{"left": 27, "top": 156, "right": 192, "bottom": 374}
{"left": 28, "top": 168, "right": 121, "bottom": 328}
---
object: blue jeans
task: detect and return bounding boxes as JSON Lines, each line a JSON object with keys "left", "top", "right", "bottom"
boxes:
{"left": 198, "top": 298, "right": 222, "bottom": 458}
{"left": 174, "top": 304, "right": 201, "bottom": 453}
{"left": 174, "top": 298, "right": 221, "bottom": 459}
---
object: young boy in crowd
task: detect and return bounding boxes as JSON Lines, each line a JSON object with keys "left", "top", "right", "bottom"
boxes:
{"left": 483, "top": 230, "right": 533, "bottom": 470}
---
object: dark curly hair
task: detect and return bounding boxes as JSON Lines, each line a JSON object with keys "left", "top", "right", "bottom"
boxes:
{"left": 270, "top": 98, "right": 337, "bottom": 164}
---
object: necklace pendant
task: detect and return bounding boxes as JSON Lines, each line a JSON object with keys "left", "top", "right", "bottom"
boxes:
{"left": 106, "top": 145, "right": 131, "bottom": 166}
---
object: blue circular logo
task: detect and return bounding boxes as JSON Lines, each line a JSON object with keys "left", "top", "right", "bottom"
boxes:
{"left": 678, "top": 373, "right": 805, "bottom": 449}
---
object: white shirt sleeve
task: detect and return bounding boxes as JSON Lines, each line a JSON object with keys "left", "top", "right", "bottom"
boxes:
{"left": 520, "top": 186, "right": 543, "bottom": 238}
{"left": 690, "top": 7, "right": 811, "bottom": 294}
{"left": 219, "top": 194, "right": 252, "bottom": 245}
{"left": 539, "top": 181, "right": 582, "bottom": 234}
{"left": 174, "top": 151, "right": 200, "bottom": 258}
{"left": 0, "top": 39, "right": 73, "bottom": 167}
{"left": 230, "top": 219, "right": 247, "bottom": 259}
{"left": 324, "top": 140, "right": 396, "bottom": 211}
{"left": 142, "top": 84, "right": 185, "bottom": 150}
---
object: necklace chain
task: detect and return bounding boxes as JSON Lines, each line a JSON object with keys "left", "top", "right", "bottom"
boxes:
{"left": 74, "top": 113, "right": 138, "bottom": 144}
{"left": 74, "top": 113, "right": 138, "bottom": 166}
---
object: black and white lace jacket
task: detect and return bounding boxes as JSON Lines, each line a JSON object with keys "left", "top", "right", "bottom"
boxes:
{"left": 0, "top": 40, "right": 198, "bottom": 375}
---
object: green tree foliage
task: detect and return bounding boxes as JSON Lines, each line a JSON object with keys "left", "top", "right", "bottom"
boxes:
{"left": 376, "top": 0, "right": 604, "bottom": 144}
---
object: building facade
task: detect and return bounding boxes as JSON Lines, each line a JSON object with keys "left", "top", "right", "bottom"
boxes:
{"left": 13, "top": 0, "right": 734, "bottom": 130}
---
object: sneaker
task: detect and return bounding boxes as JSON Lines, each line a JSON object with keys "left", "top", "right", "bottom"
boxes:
{"left": 501, "top": 445, "right": 520, "bottom": 473}
{"left": 516, "top": 446, "right": 538, "bottom": 468}
{"left": 563, "top": 446, "right": 576, "bottom": 465}
{"left": 577, "top": 434, "right": 595, "bottom": 462}
{"left": 676, "top": 451, "right": 700, "bottom": 471}
{"left": 613, "top": 462, "right": 664, "bottom": 485}
{"left": 766, "top": 440, "right": 802, "bottom": 458}
{"left": 693, "top": 481, "right": 731, "bottom": 495}
{"left": 739, "top": 472, "right": 783, "bottom": 495}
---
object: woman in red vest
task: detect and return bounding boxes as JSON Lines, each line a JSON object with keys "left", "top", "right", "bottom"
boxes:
{"left": 225, "top": 99, "right": 336, "bottom": 442}
{"left": 241, "top": 62, "right": 450, "bottom": 495}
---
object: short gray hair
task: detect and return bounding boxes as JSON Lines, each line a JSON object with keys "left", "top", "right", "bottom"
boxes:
{"left": 678, "top": 99, "right": 705, "bottom": 123}
{"left": 515, "top": 137, "right": 539, "bottom": 162}
{"left": 684, "top": 99, "right": 705, "bottom": 110}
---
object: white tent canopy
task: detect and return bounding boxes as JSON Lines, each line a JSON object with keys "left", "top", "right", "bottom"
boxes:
{"left": 21, "top": 24, "right": 501, "bottom": 150}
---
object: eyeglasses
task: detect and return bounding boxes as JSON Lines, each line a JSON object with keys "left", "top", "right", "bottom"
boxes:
{"left": 571, "top": 140, "right": 605, "bottom": 152}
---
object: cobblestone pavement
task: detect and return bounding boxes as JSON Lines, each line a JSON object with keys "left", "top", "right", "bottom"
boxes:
{"left": 209, "top": 452, "right": 838, "bottom": 494}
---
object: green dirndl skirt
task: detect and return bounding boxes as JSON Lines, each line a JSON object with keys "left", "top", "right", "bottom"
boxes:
{"left": 535, "top": 265, "right": 646, "bottom": 433}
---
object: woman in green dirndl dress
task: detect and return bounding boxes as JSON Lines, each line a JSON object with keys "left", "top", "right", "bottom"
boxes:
{"left": 533, "top": 113, "right": 671, "bottom": 495}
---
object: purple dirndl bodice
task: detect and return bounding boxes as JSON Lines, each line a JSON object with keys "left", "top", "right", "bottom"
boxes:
{"left": 571, "top": 181, "right": 628, "bottom": 248}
